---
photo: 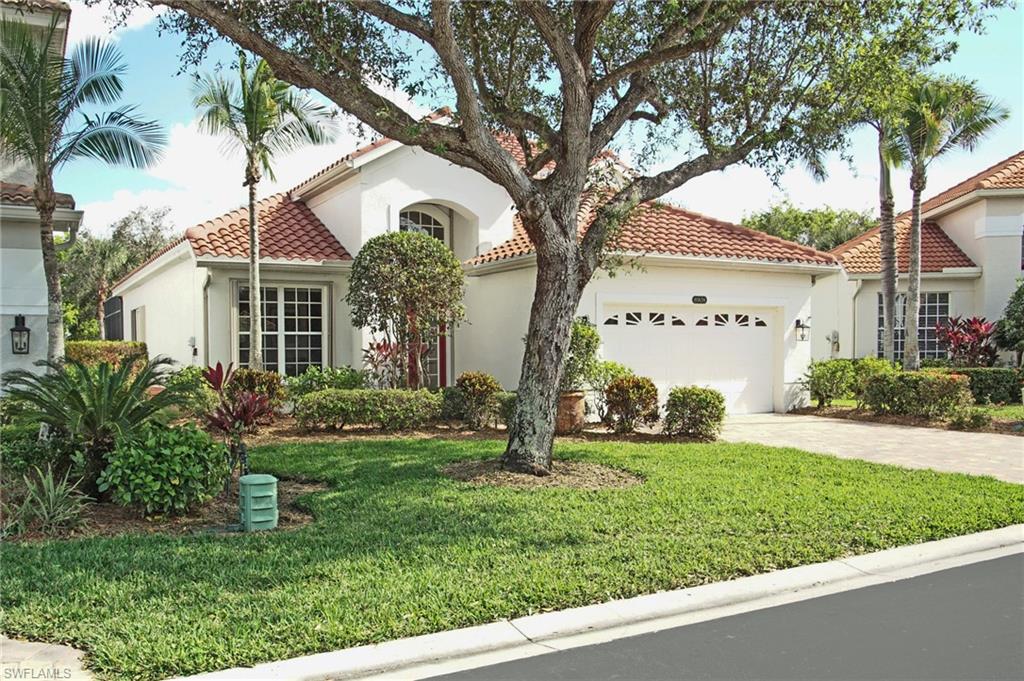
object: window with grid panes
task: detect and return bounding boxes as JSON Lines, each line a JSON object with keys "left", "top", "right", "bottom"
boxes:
{"left": 876, "top": 292, "right": 949, "bottom": 359}
{"left": 238, "top": 284, "right": 325, "bottom": 376}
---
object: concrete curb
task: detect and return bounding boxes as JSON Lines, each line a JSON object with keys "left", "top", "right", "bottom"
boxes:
{"left": 174, "top": 524, "right": 1024, "bottom": 681}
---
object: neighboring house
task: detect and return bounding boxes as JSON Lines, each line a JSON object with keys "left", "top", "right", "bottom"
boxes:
{"left": 111, "top": 117, "right": 838, "bottom": 414}
{"left": 813, "top": 151, "right": 1024, "bottom": 362}
{"left": 0, "top": 0, "right": 82, "bottom": 374}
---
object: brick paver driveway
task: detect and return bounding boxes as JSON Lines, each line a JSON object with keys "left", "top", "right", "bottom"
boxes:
{"left": 722, "top": 414, "right": 1023, "bottom": 484}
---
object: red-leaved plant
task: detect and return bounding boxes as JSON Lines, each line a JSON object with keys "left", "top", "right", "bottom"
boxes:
{"left": 935, "top": 316, "right": 998, "bottom": 367}
{"left": 202, "top": 362, "right": 274, "bottom": 487}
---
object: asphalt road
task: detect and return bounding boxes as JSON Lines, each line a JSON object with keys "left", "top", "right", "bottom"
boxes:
{"left": 427, "top": 554, "right": 1024, "bottom": 681}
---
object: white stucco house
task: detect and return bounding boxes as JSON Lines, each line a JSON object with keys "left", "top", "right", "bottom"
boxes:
{"left": 110, "top": 120, "right": 841, "bottom": 415}
{"left": 813, "top": 151, "right": 1024, "bottom": 362}
{"left": 0, "top": 0, "right": 82, "bottom": 375}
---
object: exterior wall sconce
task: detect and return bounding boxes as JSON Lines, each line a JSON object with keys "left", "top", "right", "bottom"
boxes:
{"left": 10, "top": 314, "right": 30, "bottom": 355}
{"left": 795, "top": 318, "right": 810, "bottom": 342}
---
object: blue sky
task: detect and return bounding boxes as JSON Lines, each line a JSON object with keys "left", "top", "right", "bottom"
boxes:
{"left": 58, "top": 1, "right": 1024, "bottom": 233}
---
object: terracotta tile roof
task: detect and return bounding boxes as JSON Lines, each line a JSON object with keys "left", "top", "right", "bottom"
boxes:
{"left": 185, "top": 192, "right": 351, "bottom": 261}
{"left": 0, "top": 0, "right": 70, "bottom": 11}
{"left": 470, "top": 197, "right": 837, "bottom": 267}
{"left": 911, "top": 150, "right": 1024, "bottom": 217}
{"left": 1, "top": 182, "right": 75, "bottom": 208}
{"left": 830, "top": 220, "right": 976, "bottom": 274}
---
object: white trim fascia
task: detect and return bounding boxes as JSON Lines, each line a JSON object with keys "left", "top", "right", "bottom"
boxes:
{"left": 467, "top": 251, "right": 839, "bottom": 277}
{"left": 0, "top": 204, "right": 83, "bottom": 229}
{"left": 922, "top": 188, "right": 1024, "bottom": 220}
{"left": 195, "top": 256, "right": 353, "bottom": 272}
{"left": 847, "top": 266, "right": 983, "bottom": 281}
{"left": 111, "top": 240, "right": 194, "bottom": 295}
{"left": 292, "top": 139, "right": 406, "bottom": 200}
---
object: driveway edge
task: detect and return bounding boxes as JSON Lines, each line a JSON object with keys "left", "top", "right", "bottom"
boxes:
{"left": 176, "top": 524, "right": 1024, "bottom": 681}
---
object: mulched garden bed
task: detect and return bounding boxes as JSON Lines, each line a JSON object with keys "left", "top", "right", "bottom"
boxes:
{"left": 791, "top": 405, "right": 1024, "bottom": 436}
{"left": 10, "top": 477, "right": 327, "bottom": 542}
{"left": 442, "top": 458, "right": 643, "bottom": 490}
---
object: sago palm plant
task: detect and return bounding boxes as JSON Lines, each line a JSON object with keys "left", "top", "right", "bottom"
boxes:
{"left": 0, "top": 18, "right": 165, "bottom": 362}
{"left": 193, "top": 53, "right": 336, "bottom": 370}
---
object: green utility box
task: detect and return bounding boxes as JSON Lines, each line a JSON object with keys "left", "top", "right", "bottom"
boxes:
{"left": 239, "top": 474, "right": 278, "bottom": 532}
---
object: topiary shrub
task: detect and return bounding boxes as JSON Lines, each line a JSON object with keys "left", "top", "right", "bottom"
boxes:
{"left": 455, "top": 371, "right": 501, "bottom": 429}
{"left": 852, "top": 357, "right": 898, "bottom": 407}
{"left": 98, "top": 424, "right": 228, "bottom": 516}
{"left": 589, "top": 360, "right": 634, "bottom": 424}
{"left": 922, "top": 367, "right": 1021, "bottom": 404}
{"left": 439, "top": 387, "right": 465, "bottom": 423}
{"left": 283, "top": 365, "right": 366, "bottom": 400}
{"left": 294, "top": 389, "right": 442, "bottom": 431}
{"left": 496, "top": 391, "right": 517, "bottom": 427}
{"left": 65, "top": 340, "right": 147, "bottom": 369}
{"left": 226, "top": 368, "right": 285, "bottom": 410}
{"left": 861, "top": 371, "right": 973, "bottom": 419}
{"left": 663, "top": 386, "right": 726, "bottom": 440}
{"left": 802, "top": 359, "right": 855, "bottom": 407}
{"left": 604, "top": 375, "right": 660, "bottom": 433}
{"left": 560, "top": 317, "right": 600, "bottom": 392}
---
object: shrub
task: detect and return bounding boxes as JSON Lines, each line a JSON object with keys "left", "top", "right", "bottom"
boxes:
{"left": 589, "top": 360, "right": 634, "bottom": 424}
{"left": 994, "top": 279, "right": 1024, "bottom": 366}
{"left": 99, "top": 424, "right": 228, "bottom": 516}
{"left": 65, "top": 340, "right": 148, "bottom": 369}
{"left": 663, "top": 386, "right": 726, "bottom": 441}
{"left": 803, "top": 359, "right": 855, "bottom": 407}
{"left": 226, "top": 368, "right": 285, "bottom": 409}
{"left": 201, "top": 363, "right": 275, "bottom": 481}
{"left": 164, "top": 365, "right": 219, "bottom": 416}
{"left": 11, "top": 465, "right": 91, "bottom": 536}
{"left": 0, "top": 425, "right": 72, "bottom": 475}
{"left": 922, "top": 367, "right": 1021, "bottom": 404}
{"left": 560, "top": 317, "right": 600, "bottom": 392}
{"left": 949, "top": 406, "right": 993, "bottom": 431}
{"left": 439, "top": 387, "right": 465, "bottom": 423}
{"left": 295, "top": 389, "right": 442, "bottom": 431}
{"left": 935, "top": 316, "right": 998, "bottom": 367}
{"left": 283, "top": 365, "right": 366, "bottom": 399}
{"left": 1, "top": 357, "right": 185, "bottom": 493}
{"left": 496, "top": 391, "right": 517, "bottom": 427}
{"left": 455, "top": 371, "right": 501, "bottom": 429}
{"left": 861, "top": 371, "right": 972, "bottom": 419}
{"left": 852, "top": 357, "right": 898, "bottom": 406}
{"left": 604, "top": 375, "right": 660, "bottom": 433}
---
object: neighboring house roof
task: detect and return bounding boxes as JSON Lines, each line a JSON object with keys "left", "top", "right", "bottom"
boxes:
{"left": 830, "top": 221, "right": 976, "bottom": 274}
{"left": 185, "top": 192, "right": 351, "bottom": 262}
{"left": 828, "top": 151, "right": 1024, "bottom": 274}
{"left": 0, "top": 181, "right": 75, "bottom": 208}
{"left": 0, "top": 0, "right": 70, "bottom": 11}
{"left": 470, "top": 198, "right": 837, "bottom": 267}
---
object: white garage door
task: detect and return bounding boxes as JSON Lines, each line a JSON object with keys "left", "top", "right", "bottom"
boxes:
{"left": 600, "top": 304, "right": 775, "bottom": 414}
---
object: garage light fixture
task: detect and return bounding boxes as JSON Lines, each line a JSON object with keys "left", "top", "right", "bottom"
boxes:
{"left": 794, "top": 318, "right": 810, "bottom": 342}
{"left": 10, "top": 314, "right": 30, "bottom": 355}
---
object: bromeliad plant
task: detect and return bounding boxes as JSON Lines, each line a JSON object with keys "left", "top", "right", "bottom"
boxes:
{"left": 202, "top": 362, "right": 273, "bottom": 486}
{"left": 935, "top": 316, "right": 998, "bottom": 368}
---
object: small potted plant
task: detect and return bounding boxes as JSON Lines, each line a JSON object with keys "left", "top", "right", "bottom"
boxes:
{"left": 557, "top": 317, "right": 600, "bottom": 434}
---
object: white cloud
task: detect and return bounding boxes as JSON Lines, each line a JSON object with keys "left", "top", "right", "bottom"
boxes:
{"left": 66, "top": 0, "right": 163, "bottom": 46}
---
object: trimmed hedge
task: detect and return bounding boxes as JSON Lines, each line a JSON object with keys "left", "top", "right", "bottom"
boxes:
{"left": 605, "top": 375, "right": 660, "bottom": 433}
{"left": 861, "top": 371, "right": 973, "bottom": 419}
{"left": 227, "top": 368, "right": 286, "bottom": 408}
{"left": 803, "top": 359, "right": 855, "bottom": 407}
{"left": 663, "top": 386, "right": 726, "bottom": 441}
{"left": 923, "top": 367, "right": 1021, "bottom": 404}
{"left": 496, "top": 391, "right": 517, "bottom": 426}
{"left": 295, "top": 389, "right": 442, "bottom": 431}
{"left": 65, "top": 340, "right": 147, "bottom": 368}
{"left": 455, "top": 372, "right": 501, "bottom": 429}
{"left": 283, "top": 366, "right": 366, "bottom": 399}
{"left": 851, "top": 357, "right": 898, "bottom": 406}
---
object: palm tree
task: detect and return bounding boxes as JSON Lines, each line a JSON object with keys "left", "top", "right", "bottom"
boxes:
{"left": 193, "top": 53, "right": 336, "bottom": 371}
{"left": 888, "top": 77, "right": 1008, "bottom": 369}
{"left": 0, "top": 18, "right": 165, "bottom": 363}
{"left": 872, "top": 119, "right": 900, "bottom": 364}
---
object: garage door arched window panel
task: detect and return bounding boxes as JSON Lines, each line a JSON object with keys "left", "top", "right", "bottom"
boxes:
{"left": 625, "top": 312, "right": 642, "bottom": 326}
{"left": 649, "top": 312, "right": 665, "bottom": 326}
{"left": 671, "top": 315, "right": 685, "bottom": 326}
{"left": 735, "top": 314, "right": 750, "bottom": 327}
{"left": 695, "top": 315, "right": 709, "bottom": 327}
{"left": 237, "top": 283, "right": 328, "bottom": 376}
{"left": 603, "top": 314, "right": 620, "bottom": 326}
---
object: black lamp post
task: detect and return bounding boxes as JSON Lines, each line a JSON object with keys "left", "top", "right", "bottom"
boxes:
{"left": 10, "top": 314, "right": 30, "bottom": 355}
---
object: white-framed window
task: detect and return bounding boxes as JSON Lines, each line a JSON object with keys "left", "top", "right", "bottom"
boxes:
{"left": 876, "top": 292, "right": 949, "bottom": 359}
{"left": 236, "top": 283, "right": 328, "bottom": 376}
{"left": 399, "top": 209, "right": 446, "bottom": 241}
{"left": 130, "top": 306, "right": 146, "bottom": 342}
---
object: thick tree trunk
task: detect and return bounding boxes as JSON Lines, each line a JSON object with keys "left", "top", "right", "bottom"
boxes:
{"left": 877, "top": 131, "right": 898, "bottom": 364}
{"left": 34, "top": 179, "right": 64, "bottom": 365}
{"left": 247, "top": 177, "right": 263, "bottom": 370}
{"left": 502, "top": 246, "right": 584, "bottom": 475}
{"left": 903, "top": 170, "right": 925, "bottom": 370}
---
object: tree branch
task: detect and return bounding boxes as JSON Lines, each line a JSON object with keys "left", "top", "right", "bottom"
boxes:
{"left": 348, "top": 0, "right": 435, "bottom": 44}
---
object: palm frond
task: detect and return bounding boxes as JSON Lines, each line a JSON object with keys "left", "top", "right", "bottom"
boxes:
{"left": 57, "top": 106, "right": 166, "bottom": 169}
{"left": 67, "top": 37, "right": 126, "bottom": 107}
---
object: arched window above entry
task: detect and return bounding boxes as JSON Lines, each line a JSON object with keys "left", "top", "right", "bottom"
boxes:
{"left": 400, "top": 209, "right": 446, "bottom": 241}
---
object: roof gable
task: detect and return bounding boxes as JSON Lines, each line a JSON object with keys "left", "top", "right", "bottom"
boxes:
{"left": 830, "top": 220, "right": 976, "bottom": 274}
{"left": 913, "top": 150, "right": 1024, "bottom": 218}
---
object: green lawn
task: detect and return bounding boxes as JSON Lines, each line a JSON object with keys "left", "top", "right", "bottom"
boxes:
{"left": 4, "top": 439, "right": 1023, "bottom": 680}
{"left": 831, "top": 398, "right": 1024, "bottom": 422}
